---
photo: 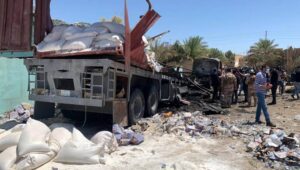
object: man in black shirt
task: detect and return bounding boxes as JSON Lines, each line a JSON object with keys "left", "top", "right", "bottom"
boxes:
{"left": 269, "top": 68, "right": 279, "bottom": 105}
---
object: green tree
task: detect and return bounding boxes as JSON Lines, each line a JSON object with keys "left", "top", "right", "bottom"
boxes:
{"left": 52, "top": 19, "right": 68, "bottom": 26}
{"left": 225, "top": 50, "right": 236, "bottom": 66}
{"left": 247, "top": 39, "right": 281, "bottom": 67}
{"left": 183, "top": 36, "right": 208, "bottom": 59}
{"left": 150, "top": 41, "right": 176, "bottom": 63}
{"left": 208, "top": 48, "right": 226, "bottom": 62}
{"left": 100, "top": 16, "right": 123, "bottom": 24}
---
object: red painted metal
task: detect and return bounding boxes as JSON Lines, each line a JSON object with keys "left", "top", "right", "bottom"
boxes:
{"left": 129, "top": 9, "right": 160, "bottom": 69}
{"left": 124, "top": 0, "right": 131, "bottom": 73}
{"left": 34, "top": 0, "right": 53, "bottom": 44}
{"left": 0, "top": 0, "right": 33, "bottom": 51}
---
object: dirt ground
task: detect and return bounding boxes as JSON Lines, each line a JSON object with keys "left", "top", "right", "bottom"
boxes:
{"left": 40, "top": 93, "right": 300, "bottom": 170}
{"left": 1, "top": 90, "right": 299, "bottom": 170}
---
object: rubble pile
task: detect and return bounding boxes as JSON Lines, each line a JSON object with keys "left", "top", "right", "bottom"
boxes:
{"left": 2, "top": 103, "right": 33, "bottom": 123}
{"left": 132, "top": 111, "right": 243, "bottom": 138}
{"left": 245, "top": 127, "right": 300, "bottom": 168}
{"left": 132, "top": 112, "right": 300, "bottom": 169}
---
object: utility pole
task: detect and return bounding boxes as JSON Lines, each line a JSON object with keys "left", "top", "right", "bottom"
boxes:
{"left": 265, "top": 30, "right": 268, "bottom": 40}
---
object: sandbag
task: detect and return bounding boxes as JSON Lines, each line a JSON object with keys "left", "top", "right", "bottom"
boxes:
{"left": 0, "top": 124, "right": 25, "bottom": 140}
{"left": 37, "top": 39, "right": 65, "bottom": 52}
{"left": 61, "top": 37, "right": 94, "bottom": 51}
{"left": 65, "top": 31, "right": 98, "bottom": 41}
{"left": 94, "top": 39, "right": 117, "bottom": 49}
{"left": 0, "top": 146, "right": 17, "bottom": 170}
{"left": 84, "top": 26, "right": 109, "bottom": 34}
{"left": 17, "top": 118, "right": 51, "bottom": 156}
{"left": 0, "top": 129, "right": 5, "bottom": 135}
{"left": 91, "top": 131, "right": 118, "bottom": 154}
{"left": 49, "top": 123, "right": 74, "bottom": 152}
{"left": 0, "top": 131, "right": 21, "bottom": 151}
{"left": 95, "top": 33, "right": 124, "bottom": 42}
{"left": 16, "top": 151, "right": 56, "bottom": 170}
{"left": 44, "top": 26, "right": 68, "bottom": 42}
{"left": 55, "top": 128, "right": 104, "bottom": 164}
{"left": 61, "top": 26, "right": 83, "bottom": 39}
{"left": 99, "top": 22, "right": 125, "bottom": 35}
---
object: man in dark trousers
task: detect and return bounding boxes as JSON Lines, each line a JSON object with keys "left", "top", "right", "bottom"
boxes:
{"left": 211, "top": 69, "right": 220, "bottom": 101}
{"left": 269, "top": 67, "right": 279, "bottom": 105}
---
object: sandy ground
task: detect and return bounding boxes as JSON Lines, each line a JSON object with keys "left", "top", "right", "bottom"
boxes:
{"left": 2, "top": 90, "right": 299, "bottom": 170}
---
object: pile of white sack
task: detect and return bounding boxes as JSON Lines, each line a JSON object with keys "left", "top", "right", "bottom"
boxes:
{"left": 37, "top": 22, "right": 125, "bottom": 53}
{"left": 0, "top": 118, "right": 118, "bottom": 170}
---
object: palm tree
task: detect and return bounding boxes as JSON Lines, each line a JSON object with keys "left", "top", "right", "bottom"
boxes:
{"left": 183, "top": 36, "right": 208, "bottom": 60}
{"left": 248, "top": 39, "right": 280, "bottom": 67}
{"left": 208, "top": 48, "right": 226, "bottom": 62}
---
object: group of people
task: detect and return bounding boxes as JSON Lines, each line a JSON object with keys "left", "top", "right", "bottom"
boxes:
{"left": 211, "top": 65, "right": 277, "bottom": 127}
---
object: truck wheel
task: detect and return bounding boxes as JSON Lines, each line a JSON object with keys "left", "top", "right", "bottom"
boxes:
{"left": 146, "top": 86, "right": 159, "bottom": 116}
{"left": 129, "top": 89, "right": 145, "bottom": 125}
{"left": 61, "top": 110, "right": 84, "bottom": 121}
{"left": 33, "top": 102, "right": 55, "bottom": 119}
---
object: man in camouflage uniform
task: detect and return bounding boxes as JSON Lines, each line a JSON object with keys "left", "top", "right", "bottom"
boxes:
{"left": 221, "top": 68, "right": 237, "bottom": 108}
{"left": 246, "top": 70, "right": 257, "bottom": 107}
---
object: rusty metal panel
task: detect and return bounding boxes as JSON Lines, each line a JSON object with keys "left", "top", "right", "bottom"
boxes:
{"left": 0, "top": 0, "right": 33, "bottom": 51}
{"left": 129, "top": 9, "right": 160, "bottom": 69}
{"left": 34, "top": 0, "right": 53, "bottom": 44}
{"left": 131, "top": 10, "right": 160, "bottom": 51}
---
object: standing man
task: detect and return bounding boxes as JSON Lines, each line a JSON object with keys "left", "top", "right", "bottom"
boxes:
{"left": 211, "top": 69, "right": 221, "bottom": 101}
{"left": 255, "top": 65, "right": 276, "bottom": 127}
{"left": 232, "top": 69, "right": 240, "bottom": 104}
{"left": 291, "top": 69, "right": 300, "bottom": 99}
{"left": 246, "top": 70, "right": 257, "bottom": 107}
{"left": 221, "top": 68, "right": 237, "bottom": 108}
{"left": 269, "top": 68, "right": 279, "bottom": 105}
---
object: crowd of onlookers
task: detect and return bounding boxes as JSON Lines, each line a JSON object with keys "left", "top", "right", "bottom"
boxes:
{"left": 210, "top": 65, "right": 300, "bottom": 127}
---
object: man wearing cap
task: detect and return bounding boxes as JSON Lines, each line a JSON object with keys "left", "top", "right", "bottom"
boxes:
{"left": 246, "top": 69, "right": 257, "bottom": 107}
{"left": 220, "top": 68, "right": 237, "bottom": 108}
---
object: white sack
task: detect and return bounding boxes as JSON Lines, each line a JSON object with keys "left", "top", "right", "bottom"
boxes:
{"left": 49, "top": 123, "right": 74, "bottom": 152}
{"left": 62, "top": 37, "right": 94, "bottom": 51}
{"left": 84, "top": 26, "right": 109, "bottom": 34}
{"left": 95, "top": 33, "right": 124, "bottom": 42}
{"left": 91, "top": 131, "right": 118, "bottom": 154}
{"left": 17, "top": 118, "right": 51, "bottom": 156}
{"left": 61, "top": 26, "right": 83, "bottom": 39}
{"left": 44, "top": 26, "right": 68, "bottom": 42}
{"left": 0, "top": 132, "right": 21, "bottom": 151}
{"left": 16, "top": 151, "right": 56, "bottom": 170}
{"left": 65, "top": 31, "right": 98, "bottom": 41}
{"left": 98, "top": 22, "right": 125, "bottom": 35}
{"left": 55, "top": 128, "right": 104, "bottom": 164}
{"left": 37, "top": 39, "right": 65, "bottom": 52}
{"left": 0, "top": 129, "right": 5, "bottom": 135}
{"left": 0, "top": 146, "right": 17, "bottom": 170}
{"left": 0, "top": 124, "right": 25, "bottom": 140}
{"left": 94, "top": 39, "right": 117, "bottom": 49}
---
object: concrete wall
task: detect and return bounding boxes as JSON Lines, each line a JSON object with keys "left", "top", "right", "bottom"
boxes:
{"left": 0, "top": 57, "right": 29, "bottom": 114}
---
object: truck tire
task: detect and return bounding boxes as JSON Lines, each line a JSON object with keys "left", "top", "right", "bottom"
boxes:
{"left": 146, "top": 86, "right": 159, "bottom": 116}
{"left": 61, "top": 110, "right": 84, "bottom": 121}
{"left": 129, "top": 89, "right": 145, "bottom": 125}
{"left": 33, "top": 102, "right": 55, "bottom": 119}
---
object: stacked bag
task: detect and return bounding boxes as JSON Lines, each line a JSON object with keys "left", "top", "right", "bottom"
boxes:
{"left": 0, "top": 119, "right": 119, "bottom": 170}
{"left": 37, "top": 22, "right": 125, "bottom": 53}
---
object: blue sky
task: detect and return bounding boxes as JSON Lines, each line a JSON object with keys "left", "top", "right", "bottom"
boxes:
{"left": 51, "top": 0, "right": 300, "bottom": 54}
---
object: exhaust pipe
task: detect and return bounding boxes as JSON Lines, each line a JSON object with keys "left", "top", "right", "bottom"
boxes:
{"left": 146, "top": 0, "right": 153, "bottom": 11}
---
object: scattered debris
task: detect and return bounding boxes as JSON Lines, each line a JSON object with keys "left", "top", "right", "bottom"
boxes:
{"left": 4, "top": 103, "right": 33, "bottom": 123}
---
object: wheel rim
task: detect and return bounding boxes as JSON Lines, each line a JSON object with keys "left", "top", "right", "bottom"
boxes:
{"left": 149, "top": 93, "right": 157, "bottom": 111}
{"left": 133, "top": 96, "right": 143, "bottom": 118}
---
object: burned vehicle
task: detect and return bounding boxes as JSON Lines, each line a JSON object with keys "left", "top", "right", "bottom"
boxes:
{"left": 192, "top": 58, "right": 222, "bottom": 88}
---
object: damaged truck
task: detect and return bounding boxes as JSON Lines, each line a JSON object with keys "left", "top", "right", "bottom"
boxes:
{"left": 0, "top": 0, "right": 189, "bottom": 125}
